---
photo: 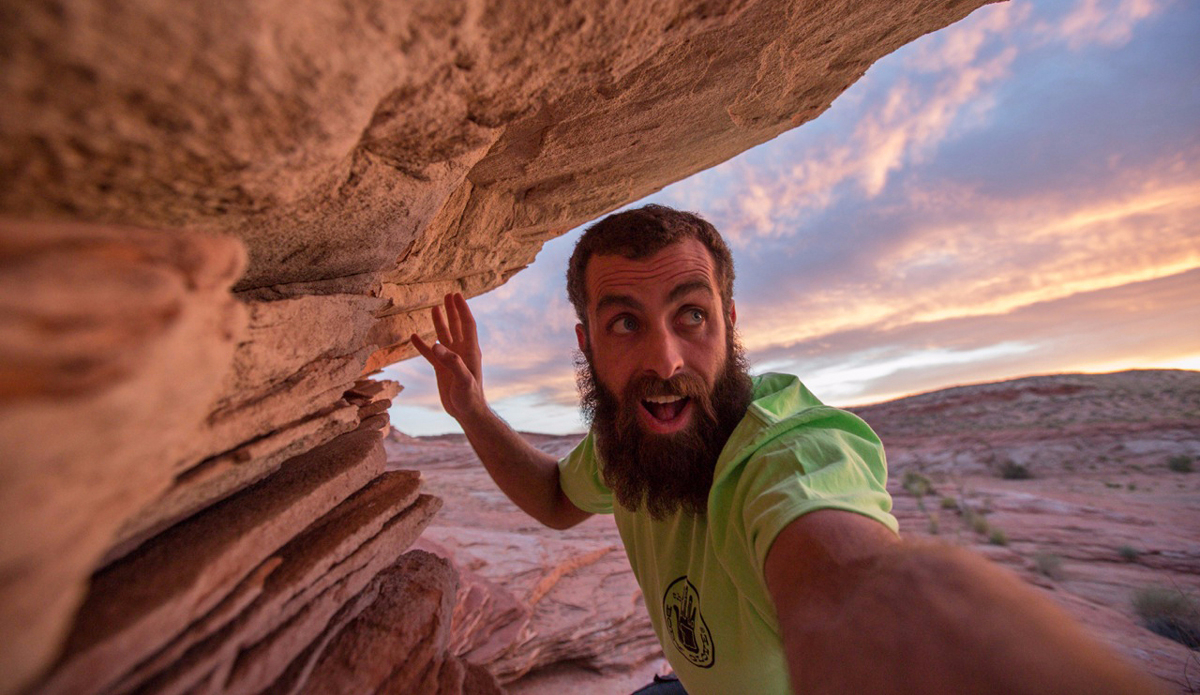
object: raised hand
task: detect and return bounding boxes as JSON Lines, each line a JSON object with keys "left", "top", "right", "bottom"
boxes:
{"left": 410, "top": 293, "right": 486, "bottom": 422}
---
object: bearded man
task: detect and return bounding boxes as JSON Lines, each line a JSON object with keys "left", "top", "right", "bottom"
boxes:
{"left": 412, "top": 205, "right": 1160, "bottom": 695}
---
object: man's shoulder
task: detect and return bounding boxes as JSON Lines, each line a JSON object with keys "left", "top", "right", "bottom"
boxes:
{"left": 745, "top": 372, "right": 827, "bottom": 424}
{"left": 728, "top": 373, "right": 881, "bottom": 461}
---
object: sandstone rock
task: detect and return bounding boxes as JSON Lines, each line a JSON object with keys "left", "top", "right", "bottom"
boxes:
{"left": 105, "top": 478, "right": 439, "bottom": 695}
{"left": 386, "top": 433, "right": 660, "bottom": 684}
{"left": 0, "top": 219, "right": 246, "bottom": 694}
{"left": 191, "top": 348, "right": 376, "bottom": 474}
{"left": 107, "top": 399, "right": 364, "bottom": 563}
{"left": 344, "top": 379, "right": 403, "bottom": 405}
{"left": 299, "top": 550, "right": 503, "bottom": 695}
{"left": 39, "top": 428, "right": 386, "bottom": 695}
{"left": 257, "top": 574, "right": 383, "bottom": 695}
{"left": 1, "top": 0, "right": 992, "bottom": 356}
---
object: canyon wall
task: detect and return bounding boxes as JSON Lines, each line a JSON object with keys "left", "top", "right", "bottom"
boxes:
{"left": 0, "top": 1, "right": 994, "bottom": 692}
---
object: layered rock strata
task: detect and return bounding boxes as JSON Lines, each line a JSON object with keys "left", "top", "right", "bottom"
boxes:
{"left": 2, "top": 0, "right": 996, "bottom": 692}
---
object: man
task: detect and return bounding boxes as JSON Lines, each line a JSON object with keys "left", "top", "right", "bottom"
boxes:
{"left": 412, "top": 205, "right": 1160, "bottom": 694}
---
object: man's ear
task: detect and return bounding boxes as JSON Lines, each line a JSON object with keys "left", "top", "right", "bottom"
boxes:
{"left": 575, "top": 323, "right": 588, "bottom": 352}
{"left": 729, "top": 300, "right": 737, "bottom": 326}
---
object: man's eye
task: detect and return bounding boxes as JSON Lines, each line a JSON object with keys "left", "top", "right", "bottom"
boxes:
{"left": 681, "top": 308, "right": 705, "bottom": 326}
{"left": 612, "top": 316, "right": 639, "bottom": 334}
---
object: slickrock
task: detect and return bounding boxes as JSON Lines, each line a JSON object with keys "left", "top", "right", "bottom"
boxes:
{"left": 863, "top": 371, "right": 1200, "bottom": 693}
{"left": 1, "top": 1, "right": 1006, "bottom": 693}
{"left": 299, "top": 550, "right": 503, "bottom": 695}
{"left": 390, "top": 370, "right": 1200, "bottom": 693}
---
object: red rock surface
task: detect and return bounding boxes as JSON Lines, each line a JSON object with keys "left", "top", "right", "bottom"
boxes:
{"left": 299, "top": 550, "right": 503, "bottom": 695}
{"left": 389, "top": 369, "right": 1200, "bottom": 693}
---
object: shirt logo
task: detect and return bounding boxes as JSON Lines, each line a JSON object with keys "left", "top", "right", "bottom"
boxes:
{"left": 662, "top": 576, "right": 715, "bottom": 668}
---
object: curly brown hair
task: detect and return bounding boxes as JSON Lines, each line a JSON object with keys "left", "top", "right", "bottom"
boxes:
{"left": 566, "top": 205, "right": 736, "bottom": 329}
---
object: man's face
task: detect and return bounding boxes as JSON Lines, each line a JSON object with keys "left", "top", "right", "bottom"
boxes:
{"left": 579, "top": 237, "right": 731, "bottom": 427}
{"left": 574, "top": 238, "right": 753, "bottom": 519}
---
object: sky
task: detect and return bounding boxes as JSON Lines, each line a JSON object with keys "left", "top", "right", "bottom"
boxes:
{"left": 386, "top": 0, "right": 1200, "bottom": 436}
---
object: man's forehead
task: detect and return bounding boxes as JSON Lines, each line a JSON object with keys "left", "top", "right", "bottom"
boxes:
{"left": 585, "top": 238, "right": 717, "bottom": 300}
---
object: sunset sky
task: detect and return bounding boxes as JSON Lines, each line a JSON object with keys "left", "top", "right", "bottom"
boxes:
{"left": 387, "top": 0, "right": 1200, "bottom": 436}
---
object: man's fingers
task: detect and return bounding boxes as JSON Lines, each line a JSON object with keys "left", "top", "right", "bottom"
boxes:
{"left": 454, "top": 292, "right": 477, "bottom": 336}
{"left": 446, "top": 293, "right": 464, "bottom": 344}
{"left": 431, "top": 342, "right": 474, "bottom": 383}
{"left": 432, "top": 305, "right": 453, "bottom": 346}
{"left": 411, "top": 333, "right": 435, "bottom": 361}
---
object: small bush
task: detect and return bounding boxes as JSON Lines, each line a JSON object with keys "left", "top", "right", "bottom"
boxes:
{"left": 999, "top": 460, "right": 1032, "bottom": 480}
{"left": 1132, "top": 587, "right": 1200, "bottom": 649}
{"left": 1118, "top": 545, "right": 1139, "bottom": 562}
{"left": 1033, "top": 552, "right": 1063, "bottom": 580}
{"left": 1168, "top": 455, "right": 1194, "bottom": 473}
{"left": 964, "top": 509, "right": 990, "bottom": 535}
{"left": 927, "top": 514, "right": 940, "bottom": 535}
{"left": 988, "top": 529, "right": 1009, "bottom": 546}
{"left": 902, "top": 471, "right": 935, "bottom": 497}
{"left": 940, "top": 496, "right": 959, "bottom": 510}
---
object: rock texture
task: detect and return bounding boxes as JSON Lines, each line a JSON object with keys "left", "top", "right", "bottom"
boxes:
{"left": 0, "top": 1, "right": 1000, "bottom": 693}
{"left": 390, "top": 371, "right": 1200, "bottom": 694}
{"left": 386, "top": 433, "right": 661, "bottom": 685}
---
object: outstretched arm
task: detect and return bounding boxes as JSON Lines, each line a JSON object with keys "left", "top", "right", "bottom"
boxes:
{"left": 410, "top": 293, "right": 591, "bottom": 530}
{"left": 764, "top": 510, "right": 1164, "bottom": 694}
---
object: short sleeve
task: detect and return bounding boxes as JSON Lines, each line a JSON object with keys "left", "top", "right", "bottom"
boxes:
{"left": 557, "top": 431, "right": 615, "bottom": 515}
{"left": 738, "top": 408, "right": 899, "bottom": 576}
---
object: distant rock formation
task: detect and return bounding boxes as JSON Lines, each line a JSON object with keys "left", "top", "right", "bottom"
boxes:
{"left": 0, "top": 1, "right": 994, "bottom": 693}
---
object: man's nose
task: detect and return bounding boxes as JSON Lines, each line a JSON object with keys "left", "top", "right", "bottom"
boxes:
{"left": 642, "top": 325, "right": 684, "bottom": 379}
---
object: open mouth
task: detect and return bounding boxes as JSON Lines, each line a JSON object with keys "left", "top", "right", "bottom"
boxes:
{"left": 640, "top": 394, "right": 692, "bottom": 429}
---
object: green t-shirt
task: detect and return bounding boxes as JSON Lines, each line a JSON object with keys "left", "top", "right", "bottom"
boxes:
{"left": 558, "top": 373, "right": 899, "bottom": 695}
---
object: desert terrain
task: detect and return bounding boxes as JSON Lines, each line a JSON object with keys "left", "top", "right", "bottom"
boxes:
{"left": 386, "top": 369, "right": 1200, "bottom": 693}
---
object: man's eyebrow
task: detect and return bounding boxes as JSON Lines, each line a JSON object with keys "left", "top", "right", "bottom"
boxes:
{"left": 595, "top": 293, "right": 644, "bottom": 314}
{"left": 668, "top": 279, "right": 715, "bottom": 303}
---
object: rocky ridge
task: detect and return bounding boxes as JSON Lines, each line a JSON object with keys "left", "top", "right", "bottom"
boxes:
{"left": 1, "top": 1, "right": 998, "bottom": 693}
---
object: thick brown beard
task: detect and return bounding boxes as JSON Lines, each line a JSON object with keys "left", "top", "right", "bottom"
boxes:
{"left": 575, "top": 327, "right": 754, "bottom": 520}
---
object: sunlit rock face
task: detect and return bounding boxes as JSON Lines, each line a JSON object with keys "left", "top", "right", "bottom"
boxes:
{"left": 0, "top": 0, "right": 993, "bottom": 693}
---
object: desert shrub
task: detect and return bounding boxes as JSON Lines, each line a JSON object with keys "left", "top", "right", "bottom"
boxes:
{"left": 1168, "top": 455, "right": 1194, "bottom": 473}
{"left": 927, "top": 514, "right": 940, "bottom": 535}
{"left": 1033, "top": 552, "right": 1063, "bottom": 580}
{"left": 1118, "top": 545, "right": 1139, "bottom": 562}
{"left": 963, "top": 508, "right": 990, "bottom": 535}
{"left": 902, "top": 471, "right": 935, "bottom": 497}
{"left": 988, "top": 529, "right": 1009, "bottom": 546}
{"left": 1132, "top": 587, "right": 1200, "bottom": 649}
{"left": 999, "top": 460, "right": 1032, "bottom": 480}
{"left": 940, "top": 496, "right": 959, "bottom": 510}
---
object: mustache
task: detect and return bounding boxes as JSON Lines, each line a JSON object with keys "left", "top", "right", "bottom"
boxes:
{"left": 625, "top": 372, "right": 708, "bottom": 401}
{"left": 618, "top": 371, "right": 718, "bottom": 432}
